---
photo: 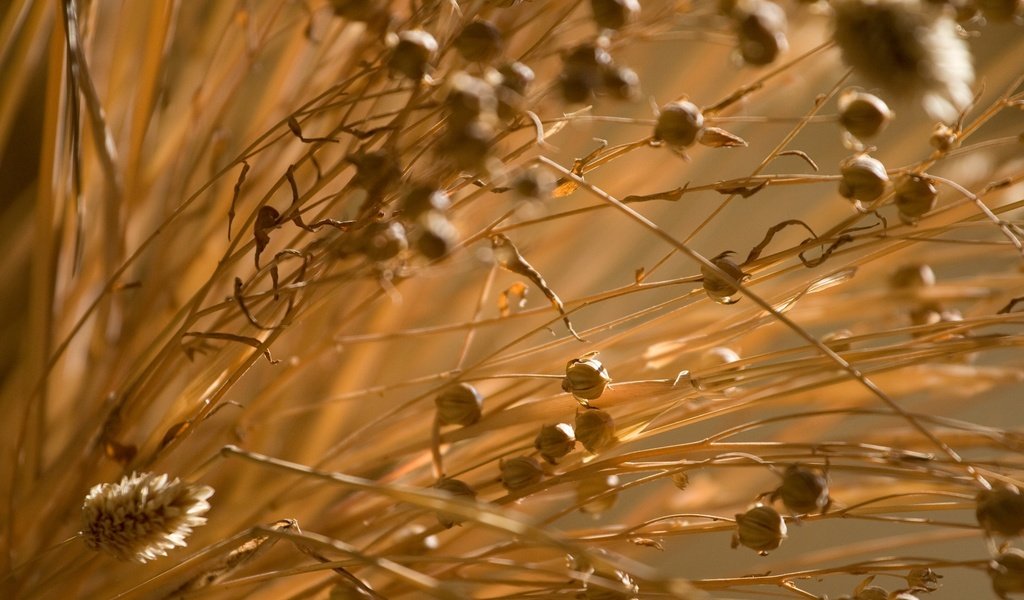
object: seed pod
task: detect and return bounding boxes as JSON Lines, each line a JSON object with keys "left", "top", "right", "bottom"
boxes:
{"left": 890, "top": 263, "right": 936, "bottom": 289}
{"left": 440, "top": 121, "right": 495, "bottom": 172}
{"left": 497, "top": 61, "right": 536, "bottom": 96}
{"left": 854, "top": 587, "right": 889, "bottom": 600}
{"left": 349, "top": 150, "right": 402, "bottom": 195}
{"left": 701, "top": 252, "right": 746, "bottom": 304}
{"left": 930, "top": 123, "right": 959, "bottom": 151}
{"left": 559, "top": 44, "right": 613, "bottom": 104}
{"left": 575, "top": 408, "right": 616, "bottom": 453}
{"left": 500, "top": 456, "right": 544, "bottom": 491}
{"left": 402, "top": 185, "right": 451, "bottom": 220}
{"left": 362, "top": 221, "right": 408, "bottom": 262}
{"left": 535, "top": 423, "right": 576, "bottom": 463}
{"left": 777, "top": 465, "right": 830, "bottom": 514}
{"left": 906, "top": 567, "right": 942, "bottom": 591}
{"left": 894, "top": 174, "right": 937, "bottom": 223}
{"left": 387, "top": 30, "right": 438, "bottom": 80}
{"left": 590, "top": 0, "right": 640, "bottom": 29}
{"left": 601, "top": 65, "right": 641, "bottom": 101}
{"left": 734, "top": 0, "right": 788, "bottom": 66}
{"left": 839, "top": 154, "right": 889, "bottom": 203}
{"left": 433, "top": 478, "right": 477, "bottom": 528}
{"left": 654, "top": 101, "right": 705, "bottom": 148}
{"left": 976, "top": 485, "right": 1024, "bottom": 537}
{"left": 732, "top": 504, "right": 787, "bottom": 555}
{"left": 415, "top": 211, "right": 458, "bottom": 260}
{"left": 578, "top": 474, "right": 620, "bottom": 516}
{"left": 435, "top": 383, "right": 483, "bottom": 426}
{"left": 563, "top": 356, "right": 612, "bottom": 403}
{"left": 445, "top": 73, "right": 497, "bottom": 129}
{"left": 454, "top": 20, "right": 503, "bottom": 62}
{"left": 990, "top": 548, "right": 1024, "bottom": 599}
{"left": 510, "top": 167, "right": 556, "bottom": 201}
{"left": 838, "top": 89, "right": 893, "bottom": 139}
{"left": 495, "top": 62, "right": 535, "bottom": 119}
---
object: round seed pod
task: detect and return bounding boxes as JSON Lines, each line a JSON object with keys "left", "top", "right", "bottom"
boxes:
{"left": 838, "top": 89, "right": 893, "bottom": 139}
{"left": 701, "top": 252, "right": 746, "bottom": 304}
{"left": 510, "top": 167, "right": 556, "bottom": 201}
{"left": 562, "top": 356, "right": 612, "bottom": 403}
{"left": 440, "top": 121, "right": 495, "bottom": 172}
{"left": 402, "top": 185, "right": 451, "bottom": 220}
{"left": 590, "top": 0, "right": 641, "bottom": 30}
{"left": 976, "top": 485, "right": 1024, "bottom": 537}
{"left": 930, "top": 123, "right": 959, "bottom": 152}
{"left": 559, "top": 44, "right": 613, "bottom": 104}
{"left": 497, "top": 61, "right": 536, "bottom": 96}
{"left": 990, "top": 548, "right": 1024, "bottom": 598}
{"left": 894, "top": 174, "right": 938, "bottom": 223}
{"left": 839, "top": 154, "right": 889, "bottom": 203}
{"left": 362, "top": 221, "right": 408, "bottom": 262}
{"left": 445, "top": 73, "right": 497, "bottom": 129}
{"left": 578, "top": 474, "right": 620, "bottom": 516}
{"left": 535, "top": 423, "right": 576, "bottom": 463}
{"left": 654, "top": 101, "right": 705, "bottom": 148}
{"left": 777, "top": 465, "right": 830, "bottom": 514}
{"left": 500, "top": 456, "right": 544, "bottom": 491}
{"left": 387, "top": 30, "right": 438, "bottom": 80}
{"left": 734, "top": 0, "right": 788, "bottom": 66}
{"left": 455, "top": 20, "right": 503, "bottom": 62}
{"left": 435, "top": 383, "right": 483, "bottom": 426}
{"left": 890, "top": 263, "right": 936, "bottom": 289}
{"left": 415, "top": 211, "right": 458, "bottom": 260}
{"left": 732, "top": 504, "right": 787, "bottom": 554}
{"left": 433, "top": 478, "right": 477, "bottom": 528}
{"left": 906, "top": 567, "right": 942, "bottom": 592}
{"left": 349, "top": 150, "right": 402, "bottom": 195}
{"left": 695, "top": 346, "right": 742, "bottom": 389}
{"left": 601, "top": 65, "right": 641, "bottom": 101}
{"left": 575, "top": 408, "right": 616, "bottom": 453}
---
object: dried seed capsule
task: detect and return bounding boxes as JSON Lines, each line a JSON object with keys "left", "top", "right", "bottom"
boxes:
{"left": 732, "top": 504, "right": 787, "bottom": 555}
{"left": 578, "top": 474, "right": 620, "bottom": 516}
{"left": 510, "top": 167, "right": 556, "bottom": 201}
{"left": 454, "top": 20, "right": 503, "bottom": 62}
{"left": 654, "top": 101, "right": 705, "bottom": 148}
{"left": 416, "top": 211, "right": 458, "bottom": 260}
{"left": 601, "top": 65, "right": 641, "bottom": 101}
{"left": 559, "top": 44, "right": 613, "bottom": 103}
{"left": 839, "top": 154, "right": 889, "bottom": 203}
{"left": 563, "top": 356, "right": 612, "bottom": 403}
{"left": 990, "top": 548, "right": 1024, "bottom": 599}
{"left": 349, "top": 150, "right": 402, "bottom": 195}
{"left": 890, "top": 263, "right": 936, "bottom": 289}
{"left": 701, "top": 252, "right": 746, "bottom": 304}
{"left": 445, "top": 73, "right": 497, "bottom": 129}
{"left": 440, "top": 121, "right": 495, "bottom": 172}
{"left": 976, "top": 485, "right": 1024, "bottom": 537}
{"left": 362, "top": 221, "right": 408, "bottom": 262}
{"left": 734, "top": 0, "right": 788, "bottom": 66}
{"left": 575, "top": 408, "right": 616, "bottom": 453}
{"left": 854, "top": 587, "right": 889, "bottom": 600}
{"left": 402, "top": 185, "right": 451, "bottom": 220}
{"left": 776, "top": 465, "right": 830, "bottom": 514}
{"left": 535, "top": 423, "right": 576, "bottom": 463}
{"left": 497, "top": 61, "right": 535, "bottom": 96}
{"left": 590, "top": 0, "right": 641, "bottom": 30}
{"left": 387, "top": 30, "right": 438, "bottom": 80}
{"left": 930, "top": 123, "right": 959, "bottom": 152}
{"left": 500, "top": 456, "right": 544, "bottom": 491}
{"left": 906, "top": 567, "right": 942, "bottom": 592}
{"left": 894, "top": 174, "right": 937, "bottom": 223}
{"left": 838, "top": 89, "right": 893, "bottom": 139}
{"left": 435, "top": 383, "right": 483, "bottom": 426}
{"left": 433, "top": 478, "right": 477, "bottom": 528}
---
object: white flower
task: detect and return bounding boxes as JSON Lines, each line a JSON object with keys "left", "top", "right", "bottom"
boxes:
{"left": 81, "top": 472, "right": 213, "bottom": 563}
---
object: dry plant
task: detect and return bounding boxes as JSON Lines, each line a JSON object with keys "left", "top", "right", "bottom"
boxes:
{"left": 3, "top": 0, "right": 1024, "bottom": 598}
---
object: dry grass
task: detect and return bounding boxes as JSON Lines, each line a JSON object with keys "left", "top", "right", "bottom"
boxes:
{"left": 2, "top": 0, "right": 1024, "bottom": 598}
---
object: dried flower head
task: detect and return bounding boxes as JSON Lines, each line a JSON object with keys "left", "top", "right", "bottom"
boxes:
{"left": 831, "top": 0, "right": 974, "bottom": 122}
{"left": 732, "top": 504, "right": 787, "bottom": 554}
{"left": 81, "top": 472, "right": 213, "bottom": 563}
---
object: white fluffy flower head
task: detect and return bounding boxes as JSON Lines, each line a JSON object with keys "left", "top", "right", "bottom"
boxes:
{"left": 81, "top": 472, "right": 214, "bottom": 563}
